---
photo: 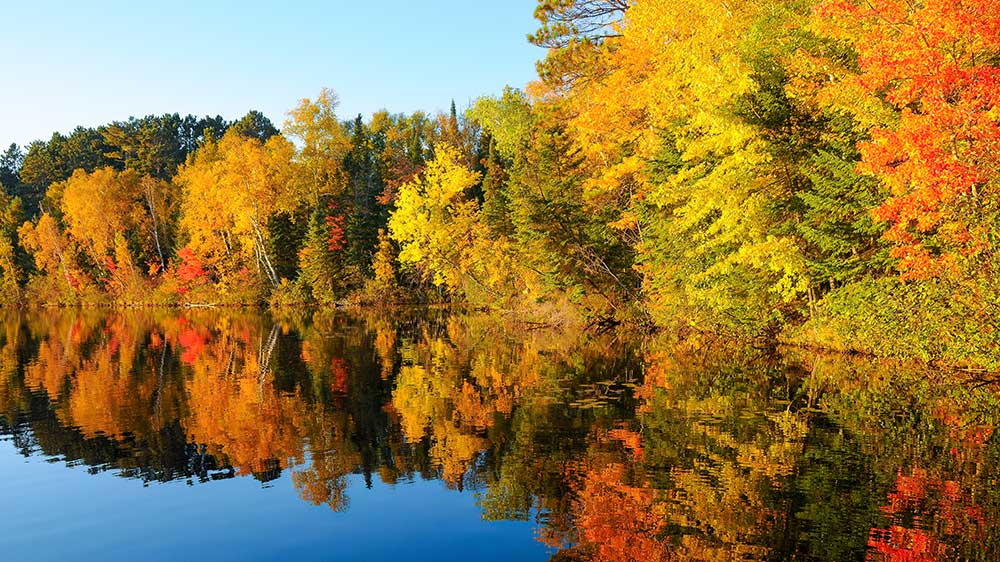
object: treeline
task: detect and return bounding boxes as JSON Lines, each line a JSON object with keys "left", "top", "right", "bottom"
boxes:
{"left": 0, "top": 0, "right": 998, "bottom": 368}
{"left": 0, "top": 91, "right": 476, "bottom": 307}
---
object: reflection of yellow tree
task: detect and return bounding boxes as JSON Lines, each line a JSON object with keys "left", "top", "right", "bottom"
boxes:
{"left": 290, "top": 406, "right": 356, "bottom": 512}
{"left": 391, "top": 316, "right": 556, "bottom": 485}
{"left": 0, "top": 312, "right": 25, "bottom": 418}
{"left": 394, "top": 358, "right": 490, "bottom": 484}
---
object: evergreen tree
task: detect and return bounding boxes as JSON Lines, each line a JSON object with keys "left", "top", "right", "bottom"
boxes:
{"left": 479, "top": 136, "right": 513, "bottom": 238}
{"left": 0, "top": 144, "right": 22, "bottom": 197}
{"left": 298, "top": 198, "right": 351, "bottom": 304}
{"left": 229, "top": 110, "right": 279, "bottom": 141}
{"left": 343, "top": 115, "right": 382, "bottom": 272}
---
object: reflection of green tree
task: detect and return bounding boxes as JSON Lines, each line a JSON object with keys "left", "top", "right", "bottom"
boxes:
{"left": 493, "top": 338, "right": 1000, "bottom": 562}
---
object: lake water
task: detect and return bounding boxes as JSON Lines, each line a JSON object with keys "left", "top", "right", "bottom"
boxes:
{"left": 0, "top": 308, "right": 997, "bottom": 561}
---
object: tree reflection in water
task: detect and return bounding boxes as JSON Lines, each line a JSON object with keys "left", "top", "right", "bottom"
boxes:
{"left": 0, "top": 309, "right": 998, "bottom": 561}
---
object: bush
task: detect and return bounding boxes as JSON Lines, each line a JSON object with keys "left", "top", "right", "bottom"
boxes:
{"left": 785, "top": 277, "right": 1000, "bottom": 370}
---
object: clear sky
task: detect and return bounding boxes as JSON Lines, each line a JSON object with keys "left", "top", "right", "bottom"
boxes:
{"left": 0, "top": 0, "right": 543, "bottom": 149}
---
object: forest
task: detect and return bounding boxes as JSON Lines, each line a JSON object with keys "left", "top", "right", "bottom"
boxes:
{"left": 0, "top": 0, "right": 997, "bottom": 369}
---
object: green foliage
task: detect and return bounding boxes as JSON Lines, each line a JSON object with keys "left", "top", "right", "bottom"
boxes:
{"left": 229, "top": 110, "right": 279, "bottom": 141}
{"left": 343, "top": 114, "right": 384, "bottom": 271}
{"left": 297, "top": 200, "right": 355, "bottom": 305}
{"left": 468, "top": 87, "right": 533, "bottom": 161}
{"left": 0, "top": 144, "right": 22, "bottom": 197}
{"left": 789, "top": 276, "right": 1000, "bottom": 370}
{"left": 509, "top": 124, "right": 636, "bottom": 314}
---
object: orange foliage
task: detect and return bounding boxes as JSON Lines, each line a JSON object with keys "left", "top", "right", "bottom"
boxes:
{"left": 575, "top": 463, "right": 670, "bottom": 562}
{"left": 176, "top": 246, "right": 210, "bottom": 286}
{"left": 819, "top": 0, "right": 1000, "bottom": 278}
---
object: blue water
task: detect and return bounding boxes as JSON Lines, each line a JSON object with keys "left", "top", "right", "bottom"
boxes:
{"left": 0, "top": 443, "right": 548, "bottom": 562}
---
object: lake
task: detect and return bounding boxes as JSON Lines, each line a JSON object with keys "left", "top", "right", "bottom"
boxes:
{"left": 0, "top": 308, "right": 997, "bottom": 561}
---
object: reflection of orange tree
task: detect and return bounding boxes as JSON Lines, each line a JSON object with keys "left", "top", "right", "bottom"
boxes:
{"left": 289, "top": 406, "right": 357, "bottom": 512}
{"left": 181, "top": 316, "right": 306, "bottom": 475}
{"left": 3, "top": 309, "right": 391, "bottom": 505}
{"left": 866, "top": 400, "right": 993, "bottom": 562}
{"left": 179, "top": 314, "right": 361, "bottom": 510}
{"left": 37, "top": 312, "right": 180, "bottom": 441}
{"left": 867, "top": 470, "right": 955, "bottom": 562}
{"left": 9, "top": 309, "right": 194, "bottom": 472}
{"left": 61, "top": 318, "right": 157, "bottom": 439}
{"left": 533, "top": 337, "right": 813, "bottom": 562}
{"left": 22, "top": 311, "right": 106, "bottom": 402}
{"left": 575, "top": 462, "right": 669, "bottom": 562}
{"left": 776, "top": 348, "right": 1000, "bottom": 562}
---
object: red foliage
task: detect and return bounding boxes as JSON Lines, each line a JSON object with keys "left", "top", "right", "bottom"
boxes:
{"left": 868, "top": 467, "right": 986, "bottom": 561}
{"left": 176, "top": 246, "right": 210, "bottom": 289}
{"left": 325, "top": 214, "right": 346, "bottom": 252}
{"left": 868, "top": 526, "right": 943, "bottom": 562}
{"left": 178, "top": 327, "right": 210, "bottom": 365}
{"left": 378, "top": 161, "right": 423, "bottom": 206}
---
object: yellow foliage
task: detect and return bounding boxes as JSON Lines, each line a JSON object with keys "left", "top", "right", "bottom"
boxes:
{"left": 176, "top": 129, "right": 296, "bottom": 288}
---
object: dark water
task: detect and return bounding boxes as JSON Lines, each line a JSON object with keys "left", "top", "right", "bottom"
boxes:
{"left": 0, "top": 309, "right": 997, "bottom": 562}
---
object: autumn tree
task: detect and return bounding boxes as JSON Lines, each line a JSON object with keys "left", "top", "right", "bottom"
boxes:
{"left": 284, "top": 88, "right": 351, "bottom": 207}
{"left": 0, "top": 194, "right": 26, "bottom": 302}
{"left": 818, "top": 0, "right": 1000, "bottom": 280}
{"left": 18, "top": 213, "right": 95, "bottom": 303}
{"left": 175, "top": 129, "right": 296, "bottom": 296}
{"left": 389, "top": 144, "right": 517, "bottom": 298}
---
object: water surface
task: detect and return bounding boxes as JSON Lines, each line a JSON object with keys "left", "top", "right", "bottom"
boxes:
{"left": 0, "top": 309, "right": 997, "bottom": 561}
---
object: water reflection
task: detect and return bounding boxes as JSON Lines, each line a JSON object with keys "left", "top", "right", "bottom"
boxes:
{"left": 0, "top": 309, "right": 998, "bottom": 561}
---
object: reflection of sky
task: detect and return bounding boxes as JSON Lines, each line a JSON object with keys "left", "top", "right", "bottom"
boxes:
{"left": 0, "top": 443, "right": 550, "bottom": 562}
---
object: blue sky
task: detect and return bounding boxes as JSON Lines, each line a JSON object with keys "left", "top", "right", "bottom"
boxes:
{"left": 0, "top": 0, "right": 542, "bottom": 148}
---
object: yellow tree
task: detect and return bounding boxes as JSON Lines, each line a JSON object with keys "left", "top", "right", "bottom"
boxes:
{"left": 176, "top": 130, "right": 296, "bottom": 290}
{"left": 388, "top": 145, "right": 490, "bottom": 294}
{"left": 18, "top": 213, "right": 96, "bottom": 301}
{"left": 59, "top": 167, "right": 137, "bottom": 266}
{"left": 284, "top": 88, "right": 351, "bottom": 206}
{"left": 531, "top": 0, "right": 811, "bottom": 328}
{"left": 55, "top": 167, "right": 176, "bottom": 293}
